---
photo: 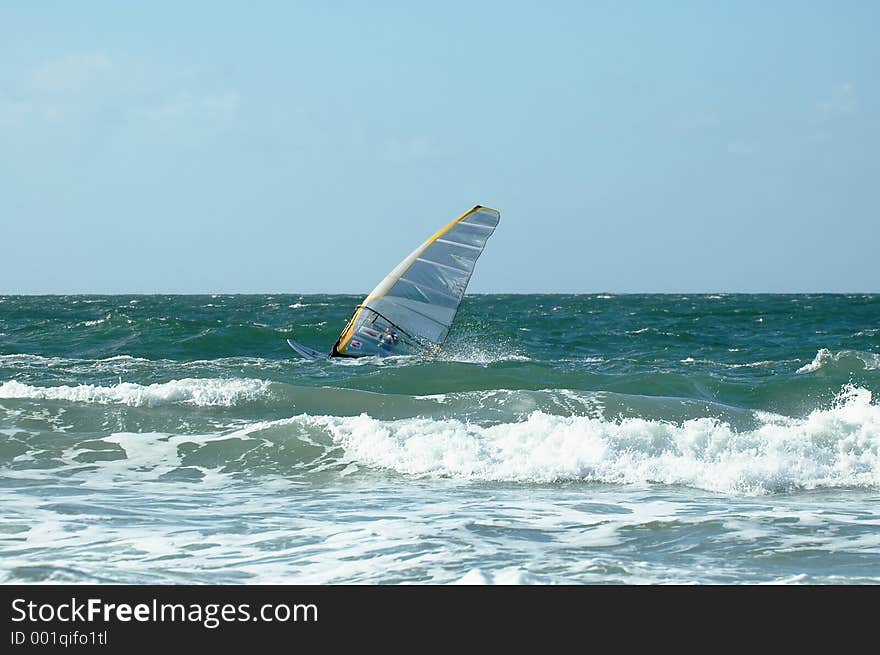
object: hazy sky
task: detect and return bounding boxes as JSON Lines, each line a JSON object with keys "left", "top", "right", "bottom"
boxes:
{"left": 1, "top": 2, "right": 877, "bottom": 293}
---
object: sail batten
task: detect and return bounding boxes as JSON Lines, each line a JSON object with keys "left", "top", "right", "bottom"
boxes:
{"left": 435, "top": 238, "right": 481, "bottom": 251}
{"left": 459, "top": 220, "right": 495, "bottom": 230}
{"left": 396, "top": 277, "right": 461, "bottom": 303}
{"left": 331, "top": 205, "right": 500, "bottom": 357}
{"left": 415, "top": 257, "right": 471, "bottom": 275}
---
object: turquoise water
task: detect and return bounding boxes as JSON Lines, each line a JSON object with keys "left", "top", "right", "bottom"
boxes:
{"left": 1, "top": 294, "right": 879, "bottom": 583}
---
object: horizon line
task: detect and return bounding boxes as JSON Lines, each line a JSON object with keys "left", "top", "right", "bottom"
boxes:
{"left": 2, "top": 291, "right": 878, "bottom": 297}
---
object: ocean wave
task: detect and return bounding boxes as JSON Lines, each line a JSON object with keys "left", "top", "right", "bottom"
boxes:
{"left": 0, "top": 354, "right": 70, "bottom": 367}
{"left": 680, "top": 356, "right": 794, "bottom": 369}
{"left": 5, "top": 386, "right": 877, "bottom": 496}
{"left": 627, "top": 327, "right": 679, "bottom": 337}
{"left": 796, "top": 348, "right": 880, "bottom": 374}
{"left": 0, "top": 353, "right": 152, "bottom": 366}
{"left": 306, "top": 385, "right": 880, "bottom": 495}
{"left": 0, "top": 378, "right": 270, "bottom": 407}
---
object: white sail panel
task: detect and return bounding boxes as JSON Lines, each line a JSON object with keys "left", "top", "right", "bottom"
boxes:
{"left": 333, "top": 206, "right": 500, "bottom": 356}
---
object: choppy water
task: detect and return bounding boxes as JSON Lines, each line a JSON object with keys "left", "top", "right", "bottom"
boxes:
{"left": 1, "top": 294, "right": 879, "bottom": 584}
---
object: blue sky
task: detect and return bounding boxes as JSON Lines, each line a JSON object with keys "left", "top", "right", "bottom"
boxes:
{"left": 1, "top": 2, "right": 877, "bottom": 293}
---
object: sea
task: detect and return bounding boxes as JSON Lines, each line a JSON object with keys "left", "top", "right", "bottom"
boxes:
{"left": 1, "top": 294, "right": 878, "bottom": 584}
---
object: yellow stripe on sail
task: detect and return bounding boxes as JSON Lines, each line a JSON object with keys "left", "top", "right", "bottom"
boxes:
{"left": 423, "top": 205, "right": 498, "bottom": 250}
{"left": 364, "top": 205, "right": 498, "bottom": 306}
{"left": 335, "top": 307, "right": 364, "bottom": 355}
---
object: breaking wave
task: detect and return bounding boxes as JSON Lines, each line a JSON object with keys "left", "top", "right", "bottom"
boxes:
{"left": 796, "top": 348, "right": 880, "bottom": 374}
{"left": 307, "top": 385, "right": 880, "bottom": 495}
{"left": 0, "top": 378, "right": 270, "bottom": 407}
{"left": 4, "top": 378, "right": 878, "bottom": 495}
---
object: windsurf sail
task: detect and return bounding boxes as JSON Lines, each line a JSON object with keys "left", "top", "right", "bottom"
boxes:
{"left": 330, "top": 205, "right": 500, "bottom": 357}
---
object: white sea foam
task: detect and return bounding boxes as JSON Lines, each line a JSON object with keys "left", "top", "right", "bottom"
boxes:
{"left": 98, "top": 355, "right": 152, "bottom": 363}
{"left": 326, "top": 345, "right": 531, "bottom": 366}
{"left": 796, "top": 348, "right": 880, "bottom": 374}
{"left": 3, "top": 399, "right": 880, "bottom": 584}
{"left": 0, "top": 378, "right": 270, "bottom": 407}
{"left": 627, "top": 327, "right": 678, "bottom": 336}
{"left": 308, "top": 386, "right": 880, "bottom": 495}
{"left": 76, "top": 316, "right": 109, "bottom": 327}
{"left": 453, "top": 568, "right": 556, "bottom": 584}
{"left": 681, "top": 357, "right": 793, "bottom": 370}
{"left": 440, "top": 351, "right": 531, "bottom": 365}
{"left": 0, "top": 353, "right": 151, "bottom": 366}
{"left": 0, "top": 354, "right": 68, "bottom": 368}
{"left": 437, "top": 344, "right": 531, "bottom": 364}
{"left": 727, "top": 360, "right": 778, "bottom": 369}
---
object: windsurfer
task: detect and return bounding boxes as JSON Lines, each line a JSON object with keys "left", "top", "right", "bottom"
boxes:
{"left": 379, "top": 326, "right": 399, "bottom": 349}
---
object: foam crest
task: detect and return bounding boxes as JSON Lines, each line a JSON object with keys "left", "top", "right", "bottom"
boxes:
{"left": 310, "top": 386, "right": 880, "bottom": 494}
{"left": 797, "top": 348, "right": 880, "bottom": 374}
{"left": 0, "top": 377, "right": 270, "bottom": 407}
